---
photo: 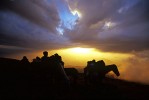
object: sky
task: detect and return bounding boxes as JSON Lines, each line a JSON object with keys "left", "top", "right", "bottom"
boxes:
{"left": 0, "top": 0, "right": 149, "bottom": 84}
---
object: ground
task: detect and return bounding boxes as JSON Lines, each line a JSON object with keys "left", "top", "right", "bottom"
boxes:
{"left": 1, "top": 73, "right": 149, "bottom": 100}
{"left": 0, "top": 57, "right": 149, "bottom": 100}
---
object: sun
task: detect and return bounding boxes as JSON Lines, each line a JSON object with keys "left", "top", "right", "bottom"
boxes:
{"left": 32, "top": 47, "right": 132, "bottom": 67}
{"left": 68, "top": 47, "right": 94, "bottom": 54}
{"left": 71, "top": 10, "right": 82, "bottom": 18}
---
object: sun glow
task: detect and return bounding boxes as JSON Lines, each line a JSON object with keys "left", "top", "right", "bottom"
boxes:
{"left": 12, "top": 47, "right": 133, "bottom": 72}
{"left": 68, "top": 47, "right": 94, "bottom": 54}
{"left": 71, "top": 10, "right": 82, "bottom": 18}
{"left": 42, "top": 47, "right": 131, "bottom": 67}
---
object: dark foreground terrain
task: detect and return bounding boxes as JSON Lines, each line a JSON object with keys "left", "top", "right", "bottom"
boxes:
{"left": 0, "top": 57, "right": 149, "bottom": 100}
{"left": 1, "top": 76, "right": 149, "bottom": 100}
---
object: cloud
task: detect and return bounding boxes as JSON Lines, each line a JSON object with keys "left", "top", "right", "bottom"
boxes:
{"left": 65, "top": 0, "right": 149, "bottom": 53}
{"left": 119, "top": 50, "right": 149, "bottom": 84}
{"left": 0, "top": 10, "right": 66, "bottom": 46}
{"left": 0, "top": 0, "right": 149, "bottom": 84}
{"left": 0, "top": 0, "right": 60, "bottom": 32}
{"left": 64, "top": 0, "right": 149, "bottom": 84}
{"left": 0, "top": 45, "right": 32, "bottom": 57}
{"left": 0, "top": 0, "right": 71, "bottom": 56}
{"left": 0, "top": 0, "right": 149, "bottom": 56}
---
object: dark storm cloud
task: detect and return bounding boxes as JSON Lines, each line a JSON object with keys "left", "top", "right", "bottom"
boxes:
{"left": 0, "top": 45, "right": 32, "bottom": 57}
{"left": 0, "top": 10, "right": 67, "bottom": 47}
{"left": 66, "top": 0, "right": 149, "bottom": 53}
{"left": 1, "top": 0, "right": 149, "bottom": 57}
{"left": 0, "top": 0, "right": 60, "bottom": 32}
{"left": 0, "top": 0, "right": 70, "bottom": 56}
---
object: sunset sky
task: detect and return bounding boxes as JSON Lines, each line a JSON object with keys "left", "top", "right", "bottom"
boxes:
{"left": 0, "top": 0, "right": 149, "bottom": 84}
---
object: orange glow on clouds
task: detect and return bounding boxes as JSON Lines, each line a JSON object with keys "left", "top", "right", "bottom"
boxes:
{"left": 47, "top": 47, "right": 132, "bottom": 67}
{"left": 12, "top": 47, "right": 132, "bottom": 70}
{"left": 12, "top": 47, "right": 149, "bottom": 84}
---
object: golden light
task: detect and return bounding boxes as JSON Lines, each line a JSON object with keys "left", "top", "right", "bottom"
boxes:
{"left": 68, "top": 47, "right": 94, "bottom": 54}
{"left": 12, "top": 47, "right": 133, "bottom": 74}
{"left": 41, "top": 47, "right": 132, "bottom": 68}
{"left": 71, "top": 10, "right": 82, "bottom": 18}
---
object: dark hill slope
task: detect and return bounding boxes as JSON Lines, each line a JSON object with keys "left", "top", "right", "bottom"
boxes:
{"left": 0, "top": 57, "right": 149, "bottom": 99}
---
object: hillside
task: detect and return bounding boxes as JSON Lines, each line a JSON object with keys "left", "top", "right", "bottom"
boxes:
{"left": 0, "top": 57, "right": 149, "bottom": 99}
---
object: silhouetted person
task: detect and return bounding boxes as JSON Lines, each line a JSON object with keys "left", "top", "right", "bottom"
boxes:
{"left": 40, "top": 52, "right": 70, "bottom": 87}
{"left": 20, "top": 56, "right": 30, "bottom": 65}
{"left": 41, "top": 51, "right": 50, "bottom": 63}
{"left": 32, "top": 56, "right": 41, "bottom": 63}
{"left": 50, "top": 53, "right": 69, "bottom": 87}
{"left": 84, "top": 60, "right": 98, "bottom": 85}
{"left": 54, "top": 53, "right": 64, "bottom": 66}
{"left": 96, "top": 60, "right": 106, "bottom": 76}
{"left": 90, "top": 59, "right": 96, "bottom": 66}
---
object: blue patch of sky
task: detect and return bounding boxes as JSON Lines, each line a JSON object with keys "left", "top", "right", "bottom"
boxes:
{"left": 54, "top": 0, "right": 79, "bottom": 30}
